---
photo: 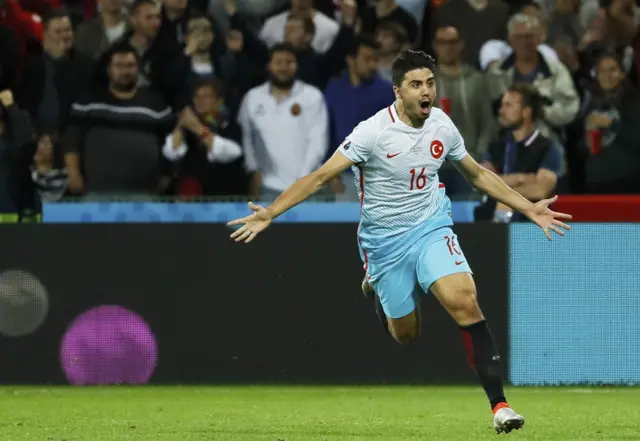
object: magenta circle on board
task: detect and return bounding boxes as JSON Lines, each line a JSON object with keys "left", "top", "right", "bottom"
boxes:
{"left": 60, "top": 305, "right": 158, "bottom": 385}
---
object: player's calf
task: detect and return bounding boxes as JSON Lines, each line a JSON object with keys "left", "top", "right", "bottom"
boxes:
{"left": 431, "top": 274, "right": 509, "bottom": 412}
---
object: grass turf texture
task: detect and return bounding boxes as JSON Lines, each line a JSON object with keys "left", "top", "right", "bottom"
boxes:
{"left": 0, "top": 386, "right": 638, "bottom": 441}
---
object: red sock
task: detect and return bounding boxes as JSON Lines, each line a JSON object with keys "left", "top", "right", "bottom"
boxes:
{"left": 492, "top": 402, "right": 509, "bottom": 414}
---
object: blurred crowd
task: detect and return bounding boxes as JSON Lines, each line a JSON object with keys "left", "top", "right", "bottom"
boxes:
{"left": 1, "top": 0, "right": 640, "bottom": 221}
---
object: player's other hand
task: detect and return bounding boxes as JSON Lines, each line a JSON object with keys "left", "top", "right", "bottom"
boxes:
{"left": 227, "top": 202, "right": 272, "bottom": 243}
{"left": 525, "top": 195, "right": 572, "bottom": 240}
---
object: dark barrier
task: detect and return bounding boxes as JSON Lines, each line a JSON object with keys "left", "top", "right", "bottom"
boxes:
{"left": 0, "top": 224, "right": 508, "bottom": 385}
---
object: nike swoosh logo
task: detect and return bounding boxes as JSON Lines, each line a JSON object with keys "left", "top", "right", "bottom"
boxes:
{"left": 386, "top": 152, "right": 401, "bottom": 158}
{"left": 455, "top": 261, "right": 465, "bottom": 266}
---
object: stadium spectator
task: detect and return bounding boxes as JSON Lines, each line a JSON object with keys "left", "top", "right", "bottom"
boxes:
{"left": 546, "top": 0, "right": 584, "bottom": 49}
{"left": 477, "top": 84, "right": 564, "bottom": 222}
{"left": 183, "top": 14, "right": 236, "bottom": 86}
{"left": 0, "top": 0, "right": 44, "bottom": 87}
{"left": 226, "top": 0, "right": 357, "bottom": 90}
{"left": 63, "top": 43, "right": 174, "bottom": 197}
{"left": 488, "top": 13, "right": 579, "bottom": 138}
{"left": 375, "top": 20, "right": 411, "bottom": 82}
{"left": 74, "top": 0, "right": 130, "bottom": 60}
{"left": 433, "top": 0, "right": 510, "bottom": 68}
{"left": 0, "top": 89, "right": 42, "bottom": 222}
{"left": 395, "top": 0, "right": 429, "bottom": 27}
{"left": 580, "top": 52, "right": 640, "bottom": 193}
{"left": 577, "top": 1, "right": 639, "bottom": 84}
{"left": 359, "top": 0, "right": 418, "bottom": 45}
{"left": 324, "top": 35, "right": 394, "bottom": 201}
{"left": 237, "top": 43, "right": 329, "bottom": 200}
{"left": 433, "top": 25, "right": 495, "bottom": 197}
{"left": 117, "top": 0, "right": 207, "bottom": 141}
{"left": 259, "top": 0, "right": 340, "bottom": 54}
{"left": 32, "top": 134, "right": 68, "bottom": 202}
{"left": 163, "top": 78, "right": 246, "bottom": 197}
{"left": 0, "top": 25, "right": 20, "bottom": 91}
{"left": 16, "top": 8, "right": 95, "bottom": 136}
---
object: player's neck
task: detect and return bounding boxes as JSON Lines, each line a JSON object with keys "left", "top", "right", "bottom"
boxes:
{"left": 511, "top": 123, "right": 535, "bottom": 142}
{"left": 395, "top": 102, "right": 425, "bottom": 129}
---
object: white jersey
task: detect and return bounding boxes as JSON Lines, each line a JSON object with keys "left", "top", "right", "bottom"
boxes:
{"left": 337, "top": 104, "right": 468, "bottom": 264}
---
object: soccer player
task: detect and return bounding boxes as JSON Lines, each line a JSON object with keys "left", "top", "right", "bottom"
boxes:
{"left": 227, "top": 50, "right": 571, "bottom": 434}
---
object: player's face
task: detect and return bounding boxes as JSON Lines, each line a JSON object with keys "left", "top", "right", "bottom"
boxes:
{"left": 268, "top": 50, "right": 298, "bottom": 88}
{"left": 394, "top": 68, "right": 436, "bottom": 120}
{"left": 498, "top": 91, "right": 526, "bottom": 129}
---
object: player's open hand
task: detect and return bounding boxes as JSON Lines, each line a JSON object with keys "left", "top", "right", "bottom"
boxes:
{"left": 525, "top": 195, "right": 572, "bottom": 240}
{"left": 227, "top": 202, "right": 272, "bottom": 243}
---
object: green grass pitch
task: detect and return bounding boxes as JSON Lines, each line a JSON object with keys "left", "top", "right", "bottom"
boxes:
{"left": 1, "top": 386, "right": 638, "bottom": 440}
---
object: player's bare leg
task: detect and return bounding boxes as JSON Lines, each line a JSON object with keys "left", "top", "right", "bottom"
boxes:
{"left": 430, "top": 272, "right": 524, "bottom": 434}
{"left": 361, "top": 276, "right": 421, "bottom": 344}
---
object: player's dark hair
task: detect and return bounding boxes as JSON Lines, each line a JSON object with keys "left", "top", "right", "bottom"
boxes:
{"left": 287, "top": 13, "right": 316, "bottom": 36}
{"left": 506, "top": 83, "right": 543, "bottom": 121}
{"left": 391, "top": 50, "right": 436, "bottom": 87}
{"left": 269, "top": 42, "right": 298, "bottom": 59}
{"left": 42, "top": 7, "right": 71, "bottom": 29}
{"left": 347, "top": 34, "right": 381, "bottom": 58}
{"left": 129, "top": 0, "right": 156, "bottom": 15}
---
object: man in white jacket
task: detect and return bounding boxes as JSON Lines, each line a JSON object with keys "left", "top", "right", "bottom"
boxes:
{"left": 487, "top": 13, "right": 579, "bottom": 138}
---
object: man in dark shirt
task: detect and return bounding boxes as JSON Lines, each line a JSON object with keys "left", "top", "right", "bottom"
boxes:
{"left": 111, "top": 0, "right": 206, "bottom": 138}
{"left": 479, "top": 83, "right": 564, "bottom": 222}
{"left": 16, "top": 8, "right": 95, "bottom": 135}
{"left": 64, "top": 42, "right": 174, "bottom": 197}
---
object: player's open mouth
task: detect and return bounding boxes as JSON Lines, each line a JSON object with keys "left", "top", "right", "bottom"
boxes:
{"left": 420, "top": 101, "right": 431, "bottom": 114}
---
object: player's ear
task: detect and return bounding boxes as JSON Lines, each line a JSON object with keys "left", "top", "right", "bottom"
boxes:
{"left": 392, "top": 85, "right": 400, "bottom": 99}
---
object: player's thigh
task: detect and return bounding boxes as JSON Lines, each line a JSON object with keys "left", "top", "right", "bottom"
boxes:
{"left": 369, "top": 257, "right": 419, "bottom": 321}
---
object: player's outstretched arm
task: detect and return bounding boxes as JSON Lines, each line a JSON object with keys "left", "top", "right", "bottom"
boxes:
{"left": 227, "top": 151, "right": 355, "bottom": 243}
{"left": 453, "top": 155, "right": 572, "bottom": 240}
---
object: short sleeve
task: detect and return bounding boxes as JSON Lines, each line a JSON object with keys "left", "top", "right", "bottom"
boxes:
{"left": 541, "top": 141, "right": 565, "bottom": 176}
{"left": 446, "top": 125, "right": 468, "bottom": 161}
{"left": 337, "top": 120, "right": 376, "bottom": 164}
